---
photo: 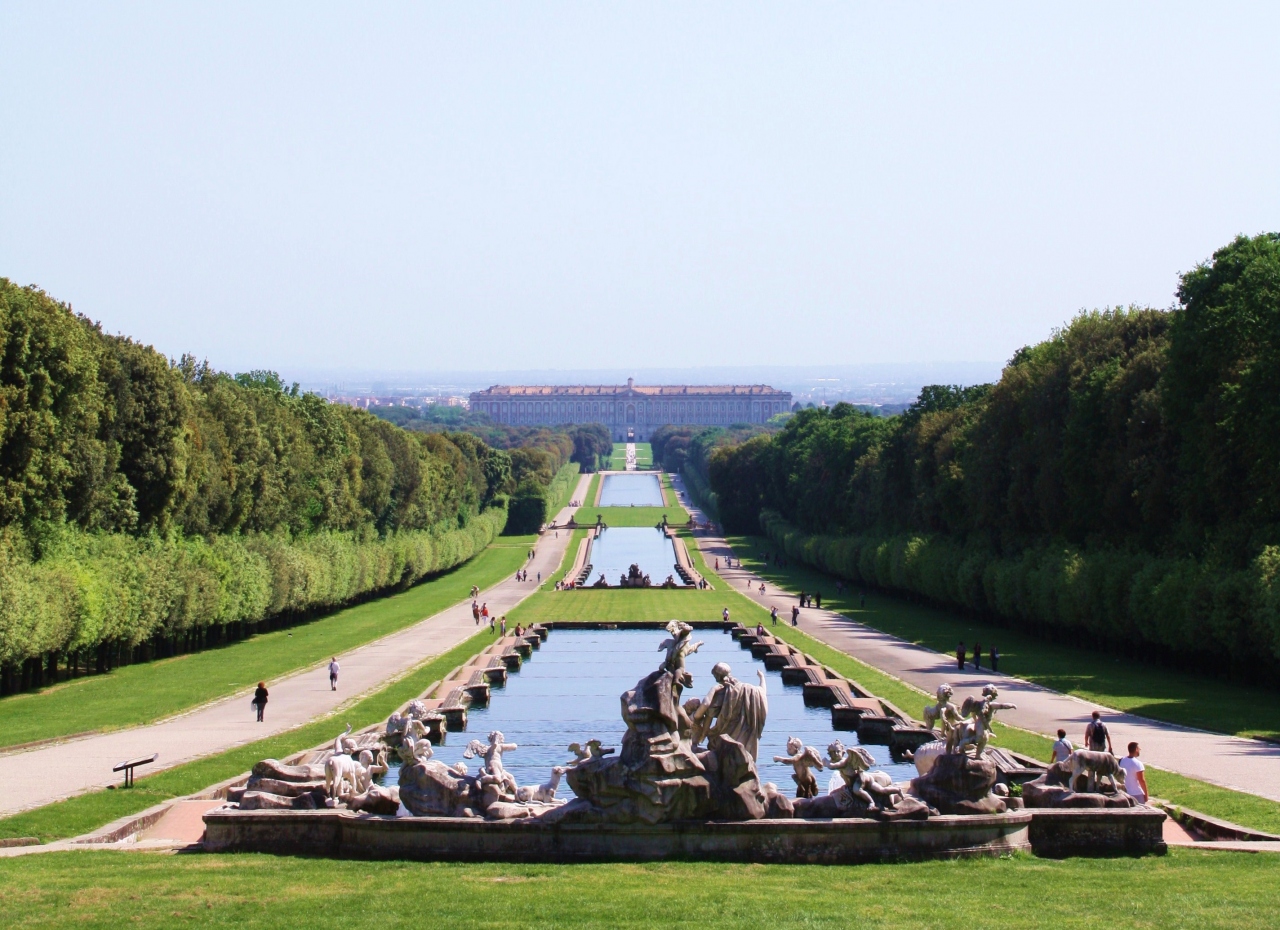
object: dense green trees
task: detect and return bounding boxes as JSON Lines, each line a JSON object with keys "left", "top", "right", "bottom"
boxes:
{"left": 0, "top": 280, "right": 521, "bottom": 691}
{"left": 710, "top": 234, "right": 1280, "bottom": 677}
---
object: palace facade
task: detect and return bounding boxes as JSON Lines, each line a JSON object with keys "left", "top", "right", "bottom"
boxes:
{"left": 469, "top": 378, "right": 792, "bottom": 441}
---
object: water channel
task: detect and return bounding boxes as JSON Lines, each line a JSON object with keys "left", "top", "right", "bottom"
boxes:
{"left": 380, "top": 628, "right": 916, "bottom": 796}
{"left": 588, "top": 526, "right": 677, "bottom": 582}
{"left": 599, "top": 473, "right": 664, "bottom": 507}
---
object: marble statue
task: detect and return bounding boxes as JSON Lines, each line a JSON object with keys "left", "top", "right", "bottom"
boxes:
{"left": 1066, "top": 749, "right": 1126, "bottom": 795}
{"left": 922, "top": 684, "right": 964, "bottom": 751}
{"left": 688, "top": 662, "right": 769, "bottom": 760}
{"left": 515, "top": 766, "right": 567, "bottom": 803}
{"left": 659, "top": 620, "right": 702, "bottom": 684}
{"left": 325, "top": 752, "right": 362, "bottom": 799}
{"left": 464, "top": 731, "right": 520, "bottom": 799}
{"left": 334, "top": 723, "right": 359, "bottom": 756}
{"left": 773, "top": 737, "right": 825, "bottom": 798}
{"left": 566, "top": 740, "right": 614, "bottom": 766}
{"left": 952, "top": 684, "right": 1017, "bottom": 758}
{"left": 826, "top": 741, "right": 879, "bottom": 810}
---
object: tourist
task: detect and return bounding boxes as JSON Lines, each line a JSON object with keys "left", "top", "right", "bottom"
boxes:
{"left": 815, "top": 592, "right": 822, "bottom": 609}
{"left": 252, "top": 682, "right": 268, "bottom": 723}
{"left": 1051, "top": 729, "right": 1073, "bottom": 764}
{"left": 759, "top": 583, "right": 766, "bottom": 596}
{"left": 990, "top": 644, "right": 999, "bottom": 672}
{"left": 957, "top": 642, "right": 966, "bottom": 671}
{"left": 791, "top": 604, "right": 800, "bottom": 626}
{"left": 328, "top": 657, "right": 339, "bottom": 691}
{"left": 500, "top": 616, "right": 507, "bottom": 636}
{"left": 472, "top": 601, "right": 480, "bottom": 625}
{"left": 482, "top": 603, "right": 489, "bottom": 624}
{"left": 973, "top": 642, "right": 982, "bottom": 670}
{"left": 771, "top": 606, "right": 779, "bottom": 625}
{"left": 537, "top": 571, "right": 541, "bottom": 584}
{"left": 723, "top": 607, "right": 730, "bottom": 623}
{"left": 756, "top": 621, "right": 766, "bottom": 638}
{"left": 490, "top": 614, "right": 496, "bottom": 632}
{"left": 715, "top": 558, "right": 720, "bottom": 570}
{"left": 1084, "top": 711, "right": 1113, "bottom": 754}
{"left": 1119, "top": 743, "right": 1148, "bottom": 802}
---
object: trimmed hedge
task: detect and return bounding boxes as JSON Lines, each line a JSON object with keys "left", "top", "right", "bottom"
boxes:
{"left": 0, "top": 505, "right": 507, "bottom": 670}
{"left": 761, "top": 510, "right": 1280, "bottom": 673}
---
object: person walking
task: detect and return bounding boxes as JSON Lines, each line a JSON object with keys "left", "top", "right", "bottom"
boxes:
{"left": 1118, "top": 743, "right": 1149, "bottom": 802}
{"left": 482, "top": 603, "right": 489, "bottom": 625}
{"left": 489, "top": 614, "right": 496, "bottom": 633}
{"left": 990, "top": 645, "right": 999, "bottom": 673}
{"left": 1084, "top": 711, "right": 1114, "bottom": 754}
{"left": 759, "top": 582, "right": 766, "bottom": 596}
{"left": 328, "top": 657, "right": 339, "bottom": 691}
{"left": 252, "top": 682, "right": 268, "bottom": 723}
{"left": 723, "top": 607, "right": 730, "bottom": 624}
{"left": 791, "top": 604, "right": 800, "bottom": 626}
{"left": 957, "top": 642, "right": 966, "bottom": 671}
{"left": 973, "top": 642, "right": 982, "bottom": 670}
{"left": 1051, "top": 729, "right": 1073, "bottom": 764}
{"left": 472, "top": 602, "right": 480, "bottom": 625}
{"left": 815, "top": 591, "right": 822, "bottom": 609}
{"left": 500, "top": 616, "right": 507, "bottom": 636}
{"left": 537, "top": 571, "right": 541, "bottom": 584}
{"left": 771, "top": 606, "right": 779, "bottom": 625}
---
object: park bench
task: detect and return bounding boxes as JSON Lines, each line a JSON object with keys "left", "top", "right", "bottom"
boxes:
{"left": 113, "top": 753, "right": 157, "bottom": 788}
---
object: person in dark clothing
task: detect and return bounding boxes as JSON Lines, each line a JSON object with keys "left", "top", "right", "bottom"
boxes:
{"left": 1085, "top": 711, "right": 1113, "bottom": 754}
{"left": 815, "top": 592, "right": 822, "bottom": 609}
{"left": 990, "top": 645, "right": 999, "bottom": 672}
{"left": 252, "top": 682, "right": 268, "bottom": 723}
{"left": 859, "top": 592, "right": 865, "bottom": 609}
{"left": 957, "top": 642, "right": 966, "bottom": 671}
{"left": 973, "top": 643, "right": 981, "bottom": 670}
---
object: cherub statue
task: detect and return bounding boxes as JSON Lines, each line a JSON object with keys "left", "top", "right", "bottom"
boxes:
{"left": 953, "top": 684, "right": 1018, "bottom": 757}
{"left": 658, "top": 620, "right": 702, "bottom": 685}
{"left": 827, "top": 741, "right": 878, "bottom": 809}
{"left": 397, "top": 719, "right": 435, "bottom": 765}
{"left": 773, "top": 737, "right": 825, "bottom": 798}
{"left": 464, "top": 730, "right": 519, "bottom": 796}
{"left": 922, "top": 683, "right": 964, "bottom": 752}
{"left": 334, "top": 723, "right": 359, "bottom": 756}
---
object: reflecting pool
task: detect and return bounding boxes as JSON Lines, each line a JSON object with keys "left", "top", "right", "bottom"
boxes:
{"left": 380, "top": 628, "right": 916, "bottom": 795}
{"left": 599, "top": 473, "right": 664, "bottom": 507}
{"left": 588, "top": 526, "right": 676, "bottom": 582}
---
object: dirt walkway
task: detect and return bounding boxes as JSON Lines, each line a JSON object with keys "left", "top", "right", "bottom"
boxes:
{"left": 669, "top": 474, "right": 1280, "bottom": 804}
{"left": 0, "top": 475, "right": 591, "bottom": 818}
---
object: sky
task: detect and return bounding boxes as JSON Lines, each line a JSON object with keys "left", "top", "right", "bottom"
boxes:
{"left": 2, "top": 3, "right": 1278, "bottom": 376}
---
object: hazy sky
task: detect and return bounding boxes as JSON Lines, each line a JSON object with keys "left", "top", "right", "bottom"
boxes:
{"left": 2, "top": 4, "right": 1278, "bottom": 375}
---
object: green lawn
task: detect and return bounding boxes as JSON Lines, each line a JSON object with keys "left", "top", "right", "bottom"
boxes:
{"left": 2, "top": 850, "right": 1278, "bottom": 928}
{"left": 582, "top": 472, "right": 601, "bottom": 506}
{"left": 728, "top": 535, "right": 1280, "bottom": 741}
{"left": 609, "top": 442, "right": 653, "bottom": 469}
{"left": 0, "top": 631, "right": 500, "bottom": 844}
{"left": 0, "top": 540, "right": 534, "bottom": 750}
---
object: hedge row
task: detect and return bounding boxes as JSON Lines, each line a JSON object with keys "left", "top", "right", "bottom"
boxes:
{"left": 760, "top": 510, "right": 1280, "bottom": 673}
{"left": 0, "top": 505, "right": 507, "bottom": 669}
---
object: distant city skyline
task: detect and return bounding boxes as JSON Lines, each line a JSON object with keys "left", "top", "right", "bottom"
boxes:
{"left": 3, "top": 4, "right": 1277, "bottom": 373}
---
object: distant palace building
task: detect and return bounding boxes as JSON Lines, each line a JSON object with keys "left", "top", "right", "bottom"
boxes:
{"left": 469, "top": 378, "right": 792, "bottom": 441}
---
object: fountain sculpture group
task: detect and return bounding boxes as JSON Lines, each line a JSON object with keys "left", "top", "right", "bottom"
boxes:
{"left": 229, "top": 622, "right": 1091, "bottom": 824}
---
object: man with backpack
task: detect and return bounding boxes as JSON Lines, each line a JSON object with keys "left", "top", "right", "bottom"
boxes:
{"left": 1084, "top": 710, "right": 1114, "bottom": 754}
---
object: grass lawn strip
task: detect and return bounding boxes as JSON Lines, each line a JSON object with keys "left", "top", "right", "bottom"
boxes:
{"left": 727, "top": 535, "right": 1280, "bottom": 741}
{"left": 1, "top": 849, "right": 1278, "bottom": 927}
{"left": 0, "top": 539, "right": 534, "bottom": 750}
{"left": 0, "top": 631, "right": 500, "bottom": 843}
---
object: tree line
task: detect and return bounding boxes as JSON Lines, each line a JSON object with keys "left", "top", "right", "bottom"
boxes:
{"left": 707, "top": 233, "right": 1280, "bottom": 679}
{"left": 0, "top": 280, "right": 573, "bottom": 692}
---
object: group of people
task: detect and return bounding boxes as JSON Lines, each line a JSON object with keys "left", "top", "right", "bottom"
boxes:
{"left": 1051, "top": 710, "right": 1149, "bottom": 803}
{"left": 472, "top": 601, "right": 490, "bottom": 625}
{"left": 797, "top": 590, "right": 821, "bottom": 609}
{"left": 514, "top": 569, "right": 538, "bottom": 583}
{"left": 956, "top": 641, "right": 1000, "bottom": 673}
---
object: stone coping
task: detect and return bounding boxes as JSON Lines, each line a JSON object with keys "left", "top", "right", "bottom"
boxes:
{"left": 203, "top": 808, "right": 1033, "bottom": 864}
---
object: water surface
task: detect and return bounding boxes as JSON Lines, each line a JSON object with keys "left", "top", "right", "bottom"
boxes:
{"left": 381, "top": 628, "right": 915, "bottom": 796}
{"left": 588, "top": 526, "right": 677, "bottom": 583}
{"left": 599, "top": 473, "right": 664, "bottom": 507}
